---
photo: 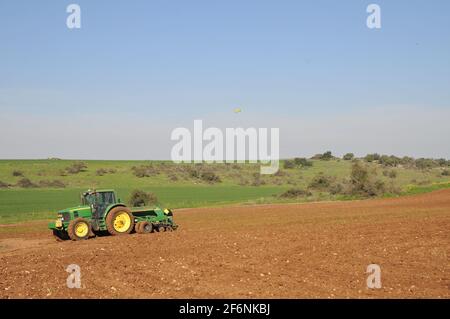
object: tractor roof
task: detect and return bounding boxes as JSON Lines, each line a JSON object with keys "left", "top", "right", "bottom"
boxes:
{"left": 83, "top": 189, "right": 115, "bottom": 195}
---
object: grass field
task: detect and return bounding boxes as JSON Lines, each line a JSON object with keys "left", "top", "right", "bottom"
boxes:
{"left": 0, "top": 159, "right": 449, "bottom": 223}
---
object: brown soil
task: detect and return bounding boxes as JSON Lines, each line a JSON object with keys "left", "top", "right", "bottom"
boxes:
{"left": 0, "top": 190, "right": 449, "bottom": 299}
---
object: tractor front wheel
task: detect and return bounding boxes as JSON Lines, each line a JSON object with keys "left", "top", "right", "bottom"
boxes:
{"left": 53, "top": 229, "right": 69, "bottom": 241}
{"left": 67, "top": 218, "right": 91, "bottom": 241}
{"left": 106, "top": 207, "right": 134, "bottom": 236}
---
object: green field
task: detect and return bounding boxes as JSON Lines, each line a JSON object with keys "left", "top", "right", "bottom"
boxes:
{"left": 0, "top": 159, "right": 449, "bottom": 224}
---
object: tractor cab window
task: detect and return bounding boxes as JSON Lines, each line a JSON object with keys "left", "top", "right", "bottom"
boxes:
{"left": 82, "top": 192, "right": 116, "bottom": 206}
{"left": 99, "top": 192, "right": 116, "bottom": 205}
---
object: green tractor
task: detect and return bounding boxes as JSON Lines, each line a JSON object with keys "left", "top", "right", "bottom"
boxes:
{"left": 48, "top": 189, "right": 177, "bottom": 241}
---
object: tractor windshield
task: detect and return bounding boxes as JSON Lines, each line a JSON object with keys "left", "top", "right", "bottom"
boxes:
{"left": 82, "top": 191, "right": 116, "bottom": 206}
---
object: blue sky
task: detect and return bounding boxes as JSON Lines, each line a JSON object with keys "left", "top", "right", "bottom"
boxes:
{"left": 1, "top": 0, "right": 449, "bottom": 159}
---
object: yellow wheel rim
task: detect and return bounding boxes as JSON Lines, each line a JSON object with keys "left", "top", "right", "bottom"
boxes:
{"left": 113, "top": 212, "right": 131, "bottom": 233}
{"left": 75, "top": 222, "right": 89, "bottom": 237}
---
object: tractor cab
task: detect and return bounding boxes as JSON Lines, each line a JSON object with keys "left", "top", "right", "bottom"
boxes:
{"left": 82, "top": 189, "right": 118, "bottom": 219}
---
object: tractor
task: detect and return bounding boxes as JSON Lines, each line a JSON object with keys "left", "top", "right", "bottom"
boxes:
{"left": 48, "top": 189, "right": 177, "bottom": 241}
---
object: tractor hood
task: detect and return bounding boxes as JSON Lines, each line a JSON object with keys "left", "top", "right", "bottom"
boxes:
{"left": 58, "top": 205, "right": 90, "bottom": 214}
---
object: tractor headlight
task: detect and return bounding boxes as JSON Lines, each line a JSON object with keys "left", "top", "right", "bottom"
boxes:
{"left": 55, "top": 219, "right": 63, "bottom": 228}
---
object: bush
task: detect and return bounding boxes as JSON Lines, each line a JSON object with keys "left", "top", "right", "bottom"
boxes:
{"left": 283, "top": 160, "right": 296, "bottom": 169}
{"left": 400, "top": 156, "right": 415, "bottom": 167}
{"left": 128, "top": 190, "right": 158, "bottom": 207}
{"left": 66, "top": 161, "right": 87, "bottom": 174}
{"left": 132, "top": 165, "right": 159, "bottom": 178}
{"left": 442, "top": 169, "right": 450, "bottom": 176}
{"left": 383, "top": 170, "right": 397, "bottom": 179}
{"left": 308, "top": 173, "right": 336, "bottom": 191}
{"left": 343, "top": 153, "right": 354, "bottom": 161}
{"left": 250, "top": 173, "right": 266, "bottom": 186}
{"left": 415, "top": 158, "right": 438, "bottom": 170}
{"left": 346, "top": 162, "right": 396, "bottom": 197}
{"left": 16, "top": 178, "right": 38, "bottom": 188}
{"left": 320, "top": 151, "right": 333, "bottom": 161}
{"left": 294, "top": 157, "right": 313, "bottom": 167}
{"left": 388, "top": 170, "right": 397, "bottom": 179}
{"left": 379, "top": 155, "right": 401, "bottom": 167}
{"left": 0, "top": 181, "right": 10, "bottom": 188}
{"left": 188, "top": 166, "right": 221, "bottom": 184}
{"left": 12, "top": 170, "right": 24, "bottom": 177}
{"left": 96, "top": 168, "right": 108, "bottom": 176}
{"left": 38, "top": 180, "right": 66, "bottom": 188}
{"left": 364, "top": 153, "right": 381, "bottom": 162}
{"left": 280, "top": 188, "right": 312, "bottom": 198}
{"left": 201, "top": 171, "right": 221, "bottom": 183}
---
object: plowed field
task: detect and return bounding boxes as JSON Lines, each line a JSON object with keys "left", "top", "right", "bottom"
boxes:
{"left": 1, "top": 190, "right": 449, "bottom": 298}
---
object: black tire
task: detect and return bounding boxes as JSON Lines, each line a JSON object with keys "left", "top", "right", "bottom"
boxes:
{"left": 134, "top": 221, "right": 143, "bottom": 234}
{"left": 140, "top": 221, "right": 153, "bottom": 234}
{"left": 53, "top": 229, "right": 69, "bottom": 241}
{"left": 158, "top": 225, "right": 166, "bottom": 233}
{"left": 105, "top": 206, "right": 134, "bottom": 236}
{"left": 67, "top": 218, "right": 91, "bottom": 241}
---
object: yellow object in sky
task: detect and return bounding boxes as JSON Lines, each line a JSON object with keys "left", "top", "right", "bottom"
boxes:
{"left": 233, "top": 108, "right": 242, "bottom": 113}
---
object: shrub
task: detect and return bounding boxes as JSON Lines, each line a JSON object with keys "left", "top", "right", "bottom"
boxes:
{"left": 16, "top": 178, "right": 37, "bottom": 188}
{"left": 328, "top": 182, "right": 344, "bottom": 195}
{"left": 280, "top": 188, "right": 312, "bottom": 198}
{"left": 274, "top": 170, "right": 286, "bottom": 177}
{"left": 442, "top": 169, "right": 450, "bottom": 177}
{"left": 346, "top": 162, "right": 393, "bottom": 197}
{"left": 388, "top": 170, "right": 397, "bottom": 179}
{"left": 383, "top": 170, "right": 397, "bottom": 178}
{"left": 364, "top": 153, "right": 380, "bottom": 162}
{"left": 294, "top": 157, "right": 313, "bottom": 167}
{"left": 251, "top": 173, "right": 266, "bottom": 186}
{"left": 96, "top": 168, "right": 108, "bottom": 176}
{"left": 283, "top": 160, "right": 296, "bottom": 169}
{"left": 343, "top": 153, "right": 355, "bottom": 161}
{"left": 308, "top": 173, "right": 336, "bottom": 191}
{"left": 320, "top": 151, "right": 333, "bottom": 161}
{"left": 168, "top": 173, "right": 179, "bottom": 181}
{"left": 0, "top": 181, "right": 10, "bottom": 188}
{"left": 415, "top": 158, "right": 438, "bottom": 170}
{"left": 201, "top": 171, "right": 221, "bottom": 183}
{"left": 400, "top": 156, "right": 415, "bottom": 167}
{"left": 188, "top": 166, "right": 221, "bottom": 184}
{"left": 66, "top": 161, "right": 87, "bottom": 174}
{"left": 238, "top": 178, "right": 249, "bottom": 186}
{"left": 128, "top": 190, "right": 158, "bottom": 207}
{"left": 379, "top": 155, "right": 401, "bottom": 167}
{"left": 12, "top": 170, "right": 24, "bottom": 177}
{"left": 132, "top": 165, "right": 159, "bottom": 178}
{"left": 38, "top": 180, "right": 66, "bottom": 188}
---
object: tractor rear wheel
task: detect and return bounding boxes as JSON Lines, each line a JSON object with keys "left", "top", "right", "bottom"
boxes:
{"left": 67, "top": 218, "right": 91, "bottom": 241}
{"left": 106, "top": 207, "right": 134, "bottom": 236}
